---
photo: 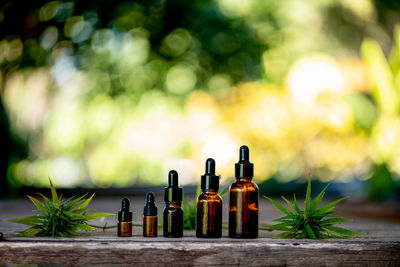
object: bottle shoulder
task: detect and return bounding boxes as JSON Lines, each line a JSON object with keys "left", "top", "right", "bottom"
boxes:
{"left": 164, "top": 202, "right": 183, "bottom": 210}
{"left": 230, "top": 179, "right": 259, "bottom": 191}
{"left": 197, "top": 193, "right": 223, "bottom": 202}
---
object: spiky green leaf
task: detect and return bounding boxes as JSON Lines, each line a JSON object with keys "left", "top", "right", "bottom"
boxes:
{"left": 266, "top": 177, "right": 364, "bottom": 240}
{"left": 324, "top": 225, "right": 364, "bottom": 236}
{"left": 305, "top": 223, "right": 317, "bottom": 240}
{"left": 304, "top": 176, "right": 312, "bottom": 212}
{"left": 281, "top": 196, "right": 297, "bottom": 213}
{"left": 27, "top": 195, "right": 47, "bottom": 215}
{"left": 309, "top": 184, "right": 329, "bottom": 211}
{"left": 77, "top": 193, "right": 95, "bottom": 210}
{"left": 320, "top": 218, "right": 351, "bottom": 225}
{"left": 318, "top": 197, "right": 348, "bottom": 214}
{"left": 264, "top": 196, "right": 293, "bottom": 216}
{"left": 48, "top": 178, "right": 58, "bottom": 203}
{"left": 82, "top": 212, "right": 114, "bottom": 221}
{"left": 4, "top": 215, "right": 43, "bottom": 226}
{"left": 16, "top": 227, "right": 43, "bottom": 237}
{"left": 292, "top": 193, "right": 301, "bottom": 213}
{"left": 6, "top": 178, "right": 113, "bottom": 237}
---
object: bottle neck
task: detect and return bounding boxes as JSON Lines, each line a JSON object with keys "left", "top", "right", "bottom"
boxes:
{"left": 236, "top": 177, "right": 252, "bottom": 182}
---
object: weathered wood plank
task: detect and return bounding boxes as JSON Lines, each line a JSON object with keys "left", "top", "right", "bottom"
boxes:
{"left": 1, "top": 197, "right": 399, "bottom": 266}
{"left": 1, "top": 239, "right": 399, "bottom": 266}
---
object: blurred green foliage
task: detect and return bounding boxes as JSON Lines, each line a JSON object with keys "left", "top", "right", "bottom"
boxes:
{"left": 0, "top": 0, "right": 399, "bottom": 201}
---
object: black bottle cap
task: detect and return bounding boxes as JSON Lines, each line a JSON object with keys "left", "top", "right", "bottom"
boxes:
{"left": 144, "top": 192, "right": 158, "bottom": 216}
{"left": 235, "top": 145, "right": 254, "bottom": 178}
{"left": 164, "top": 170, "right": 183, "bottom": 203}
{"left": 201, "top": 158, "right": 220, "bottom": 191}
{"left": 118, "top": 198, "right": 132, "bottom": 222}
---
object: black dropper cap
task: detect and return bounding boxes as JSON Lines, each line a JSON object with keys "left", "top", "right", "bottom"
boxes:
{"left": 118, "top": 198, "right": 132, "bottom": 222}
{"left": 144, "top": 192, "right": 157, "bottom": 216}
{"left": 201, "top": 158, "right": 220, "bottom": 191}
{"left": 235, "top": 145, "right": 254, "bottom": 178}
{"left": 164, "top": 170, "right": 183, "bottom": 203}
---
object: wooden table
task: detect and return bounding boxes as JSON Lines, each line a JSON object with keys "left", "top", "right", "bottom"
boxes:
{"left": 1, "top": 197, "right": 399, "bottom": 266}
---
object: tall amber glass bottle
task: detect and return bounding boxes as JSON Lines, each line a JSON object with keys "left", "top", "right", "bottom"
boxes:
{"left": 229, "top": 145, "right": 258, "bottom": 238}
{"left": 196, "top": 158, "right": 222, "bottom": 238}
{"left": 163, "top": 170, "right": 184, "bottom": 238}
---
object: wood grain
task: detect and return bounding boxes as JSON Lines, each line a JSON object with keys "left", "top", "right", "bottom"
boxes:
{"left": 0, "top": 238, "right": 399, "bottom": 266}
{"left": 1, "top": 197, "right": 399, "bottom": 266}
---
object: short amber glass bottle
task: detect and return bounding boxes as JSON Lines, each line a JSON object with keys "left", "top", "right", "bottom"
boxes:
{"left": 196, "top": 158, "right": 222, "bottom": 238}
{"left": 143, "top": 192, "right": 158, "bottom": 237}
{"left": 163, "top": 170, "right": 183, "bottom": 238}
{"left": 229, "top": 145, "right": 259, "bottom": 238}
{"left": 117, "top": 198, "right": 133, "bottom": 237}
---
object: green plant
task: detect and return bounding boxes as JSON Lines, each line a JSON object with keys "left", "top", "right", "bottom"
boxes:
{"left": 5, "top": 179, "right": 113, "bottom": 237}
{"left": 182, "top": 185, "right": 200, "bottom": 230}
{"left": 264, "top": 177, "right": 364, "bottom": 239}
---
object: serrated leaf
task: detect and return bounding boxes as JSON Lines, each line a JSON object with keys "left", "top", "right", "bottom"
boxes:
{"left": 82, "top": 212, "right": 114, "bottom": 221}
{"left": 264, "top": 196, "right": 293, "bottom": 216}
{"left": 38, "top": 193, "right": 54, "bottom": 209}
{"left": 76, "top": 224, "right": 96, "bottom": 231}
{"left": 77, "top": 193, "right": 95, "bottom": 210}
{"left": 317, "top": 197, "right": 348, "bottom": 214}
{"left": 309, "top": 184, "right": 329, "bottom": 211}
{"left": 73, "top": 208, "right": 94, "bottom": 214}
{"left": 320, "top": 218, "right": 351, "bottom": 225}
{"left": 272, "top": 214, "right": 298, "bottom": 222}
{"left": 64, "top": 194, "right": 87, "bottom": 210}
{"left": 324, "top": 225, "right": 364, "bottom": 236}
{"left": 305, "top": 224, "right": 317, "bottom": 240}
{"left": 324, "top": 232, "right": 350, "bottom": 239}
{"left": 281, "top": 196, "right": 296, "bottom": 213}
{"left": 16, "top": 227, "right": 43, "bottom": 237}
{"left": 48, "top": 178, "right": 58, "bottom": 203}
{"left": 63, "top": 210, "right": 85, "bottom": 218}
{"left": 292, "top": 193, "right": 301, "bottom": 213}
{"left": 4, "top": 215, "right": 43, "bottom": 226}
{"left": 27, "top": 195, "right": 47, "bottom": 215}
{"left": 304, "top": 176, "right": 312, "bottom": 212}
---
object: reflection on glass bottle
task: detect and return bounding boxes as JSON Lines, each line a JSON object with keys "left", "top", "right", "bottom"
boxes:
{"left": 196, "top": 158, "right": 222, "bottom": 238}
{"left": 229, "top": 145, "right": 258, "bottom": 238}
{"left": 163, "top": 170, "right": 184, "bottom": 238}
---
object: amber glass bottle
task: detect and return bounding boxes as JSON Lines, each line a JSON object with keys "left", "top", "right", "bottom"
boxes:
{"left": 163, "top": 170, "right": 183, "bottom": 238}
{"left": 117, "top": 198, "right": 132, "bottom": 237}
{"left": 196, "top": 158, "right": 223, "bottom": 238}
{"left": 229, "top": 145, "right": 258, "bottom": 238}
{"left": 143, "top": 192, "right": 158, "bottom": 237}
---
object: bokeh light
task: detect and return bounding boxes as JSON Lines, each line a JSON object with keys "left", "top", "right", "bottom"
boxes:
{"left": 0, "top": 0, "right": 399, "bottom": 201}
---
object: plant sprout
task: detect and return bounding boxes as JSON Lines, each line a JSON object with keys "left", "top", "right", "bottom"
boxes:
{"left": 5, "top": 179, "right": 113, "bottom": 237}
{"left": 264, "top": 177, "right": 365, "bottom": 239}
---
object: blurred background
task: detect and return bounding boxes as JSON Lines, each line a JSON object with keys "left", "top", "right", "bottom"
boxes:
{"left": 0, "top": 0, "right": 400, "bottom": 201}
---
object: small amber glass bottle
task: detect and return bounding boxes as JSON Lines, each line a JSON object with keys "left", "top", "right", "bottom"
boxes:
{"left": 117, "top": 198, "right": 133, "bottom": 237}
{"left": 196, "top": 158, "right": 222, "bottom": 238}
{"left": 143, "top": 192, "right": 158, "bottom": 237}
{"left": 229, "top": 145, "right": 259, "bottom": 238}
{"left": 163, "top": 170, "right": 183, "bottom": 238}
